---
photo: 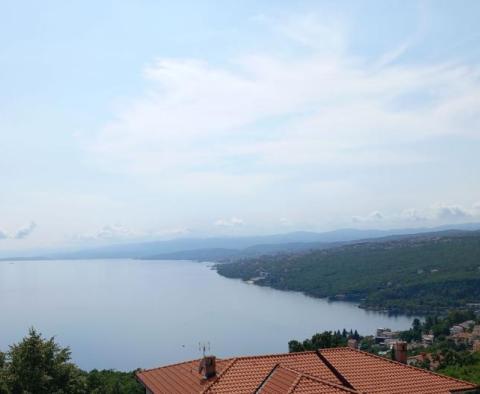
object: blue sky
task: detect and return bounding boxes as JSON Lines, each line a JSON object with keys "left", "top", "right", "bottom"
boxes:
{"left": 1, "top": 0, "right": 480, "bottom": 252}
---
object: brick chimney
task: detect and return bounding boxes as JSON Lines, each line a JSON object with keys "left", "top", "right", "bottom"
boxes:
{"left": 198, "top": 356, "right": 216, "bottom": 379}
{"left": 347, "top": 339, "right": 358, "bottom": 349}
{"left": 393, "top": 341, "right": 407, "bottom": 364}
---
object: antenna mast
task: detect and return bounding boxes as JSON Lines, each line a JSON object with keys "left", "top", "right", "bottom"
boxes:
{"left": 198, "top": 341, "right": 211, "bottom": 357}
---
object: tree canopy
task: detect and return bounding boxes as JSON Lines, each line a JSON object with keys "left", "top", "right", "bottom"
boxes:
{"left": 0, "top": 328, "right": 86, "bottom": 393}
{"left": 0, "top": 328, "right": 143, "bottom": 394}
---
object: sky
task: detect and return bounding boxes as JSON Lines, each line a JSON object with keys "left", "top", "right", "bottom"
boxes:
{"left": 1, "top": 0, "right": 480, "bottom": 253}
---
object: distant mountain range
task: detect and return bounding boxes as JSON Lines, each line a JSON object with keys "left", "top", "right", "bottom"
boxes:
{"left": 2, "top": 222, "right": 480, "bottom": 262}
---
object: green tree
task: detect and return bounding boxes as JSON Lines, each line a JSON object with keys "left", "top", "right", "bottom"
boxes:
{"left": 86, "top": 369, "right": 143, "bottom": 394}
{"left": 3, "top": 327, "right": 87, "bottom": 394}
{"left": 0, "top": 351, "right": 8, "bottom": 394}
{"left": 288, "top": 340, "right": 305, "bottom": 353}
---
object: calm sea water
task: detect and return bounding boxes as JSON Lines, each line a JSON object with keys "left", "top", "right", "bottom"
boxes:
{"left": 0, "top": 259, "right": 415, "bottom": 371}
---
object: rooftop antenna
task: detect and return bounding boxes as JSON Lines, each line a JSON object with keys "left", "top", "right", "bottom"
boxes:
{"left": 199, "top": 341, "right": 210, "bottom": 357}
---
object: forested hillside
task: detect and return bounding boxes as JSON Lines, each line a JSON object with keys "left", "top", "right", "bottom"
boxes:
{"left": 216, "top": 233, "right": 480, "bottom": 314}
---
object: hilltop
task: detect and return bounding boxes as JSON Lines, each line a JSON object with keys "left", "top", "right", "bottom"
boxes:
{"left": 216, "top": 231, "right": 480, "bottom": 314}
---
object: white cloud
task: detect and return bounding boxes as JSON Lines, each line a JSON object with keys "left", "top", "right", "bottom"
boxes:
{"left": 0, "top": 222, "right": 37, "bottom": 241}
{"left": 150, "top": 227, "right": 192, "bottom": 239}
{"left": 401, "top": 208, "right": 428, "bottom": 222}
{"left": 433, "top": 204, "right": 472, "bottom": 221}
{"left": 352, "top": 211, "right": 384, "bottom": 223}
{"left": 257, "top": 13, "right": 347, "bottom": 54}
{"left": 82, "top": 14, "right": 480, "bottom": 236}
{"left": 76, "top": 224, "right": 193, "bottom": 243}
{"left": 214, "top": 217, "right": 245, "bottom": 227}
{"left": 369, "top": 211, "right": 384, "bottom": 221}
{"left": 90, "top": 32, "right": 480, "bottom": 182}
{"left": 14, "top": 221, "right": 37, "bottom": 239}
{"left": 351, "top": 203, "right": 480, "bottom": 227}
{"left": 78, "top": 224, "right": 139, "bottom": 242}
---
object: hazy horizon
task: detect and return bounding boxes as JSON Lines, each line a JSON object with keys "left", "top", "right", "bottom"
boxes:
{"left": 2, "top": 0, "right": 480, "bottom": 254}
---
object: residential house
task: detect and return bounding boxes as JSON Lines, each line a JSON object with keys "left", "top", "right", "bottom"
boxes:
{"left": 422, "top": 334, "right": 434, "bottom": 346}
{"left": 407, "top": 352, "right": 440, "bottom": 371}
{"left": 136, "top": 347, "right": 478, "bottom": 393}
{"left": 459, "top": 320, "right": 476, "bottom": 331}
{"left": 375, "top": 327, "right": 399, "bottom": 344}
{"left": 451, "top": 332, "right": 474, "bottom": 346}
{"left": 472, "top": 325, "right": 480, "bottom": 338}
{"left": 450, "top": 325, "right": 465, "bottom": 335}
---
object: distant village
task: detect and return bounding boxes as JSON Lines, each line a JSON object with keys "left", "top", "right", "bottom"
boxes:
{"left": 370, "top": 312, "right": 480, "bottom": 371}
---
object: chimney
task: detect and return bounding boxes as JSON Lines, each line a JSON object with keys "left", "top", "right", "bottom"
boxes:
{"left": 393, "top": 341, "right": 407, "bottom": 364}
{"left": 198, "top": 355, "right": 216, "bottom": 379}
{"left": 347, "top": 339, "right": 358, "bottom": 349}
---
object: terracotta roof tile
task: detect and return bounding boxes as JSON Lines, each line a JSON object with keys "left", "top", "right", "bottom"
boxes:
{"left": 136, "top": 348, "right": 478, "bottom": 394}
{"left": 258, "top": 365, "right": 360, "bottom": 394}
{"left": 291, "top": 376, "right": 358, "bottom": 394}
{"left": 204, "top": 352, "right": 341, "bottom": 393}
{"left": 137, "top": 358, "right": 232, "bottom": 394}
{"left": 320, "top": 347, "right": 476, "bottom": 394}
{"left": 256, "top": 364, "right": 300, "bottom": 393}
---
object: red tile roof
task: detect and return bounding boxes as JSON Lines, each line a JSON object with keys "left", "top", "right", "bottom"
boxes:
{"left": 258, "top": 365, "right": 359, "bottom": 394}
{"left": 319, "top": 348, "right": 475, "bottom": 394}
{"left": 136, "top": 348, "right": 478, "bottom": 394}
{"left": 136, "top": 358, "right": 232, "bottom": 394}
{"left": 202, "top": 352, "right": 342, "bottom": 393}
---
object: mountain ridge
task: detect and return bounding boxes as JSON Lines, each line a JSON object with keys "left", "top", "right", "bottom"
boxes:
{"left": 2, "top": 222, "right": 480, "bottom": 261}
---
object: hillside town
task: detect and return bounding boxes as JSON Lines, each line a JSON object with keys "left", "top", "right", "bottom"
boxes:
{"left": 372, "top": 319, "right": 480, "bottom": 369}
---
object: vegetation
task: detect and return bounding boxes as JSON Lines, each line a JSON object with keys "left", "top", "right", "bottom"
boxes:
{"left": 288, "top": 311, "right": 480, "bottom": 385}
{"left": 217, "top": 233, "right": 480, "bottom": 314}
{"left": 288, "top": 329, "right": 361, "bottom": 352}
{"left": 0, "top": 328, "right": 143, "bottom": 394}
{"left": 401, "top": 310, "right": 477, "bottom": 341}
{"left": 438, "top": 353, "right": 480, "bottom": 385}
{"left": 84, "top": 369, "right": 143, "bottom": 394}
{"left": 400, "top": 311, "right": 480, "bottom": 384}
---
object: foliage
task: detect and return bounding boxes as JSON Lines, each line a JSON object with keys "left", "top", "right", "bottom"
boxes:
{"left": 0, "top": 327, "right": 87, "bottom": 393}
{"left": 438, "top": 352, "right": 480, "bottom": 385}
{"left": 289, "top": 315, "right": 480, "bottom": 386}
{"left": 217, "top": 233, "right": 480, "bottom": 313}
{"left": 85, "top": 369, "right": 143, "bottom": 394}
{"left": 399, "top": 318, "right": 423, "bottom": 342}
{"left": 289, "top": 329, "right": 361, "bottom": 352}
{"left": 395, "top": 313, "right": 480, "bottom": 385}
{"left": 0, "top": 328, "right": 143, "bottom": 394}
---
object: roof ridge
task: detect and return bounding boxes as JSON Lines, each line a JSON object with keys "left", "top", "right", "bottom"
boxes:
{"left": 286, "top": 370, "right": 302, "bottom": 394}
{"left": 316, "top": 349, "right": 356, "bottom": 390}
{"left": 138, "top": 358, "right": 203, "bottom": 373}
{"left": 278, "top": 365, "right": 360, "bottom": 394}
{"left": 201, "top": 357, "right": 238, "bottom": 393}
{"left": 138, "top": 356, "right": 234, "bottom": 374}
{"left": 254, "top": 363, "right": 283, "bottom": 393}
{"left": 322, "top": 347, "right": 477, "bottom": 388}
{"left": 230, "top": 350, "right": 318, "bottom": 360}
{"left": 139, "top": 350, "right": 318, "bottom": 373}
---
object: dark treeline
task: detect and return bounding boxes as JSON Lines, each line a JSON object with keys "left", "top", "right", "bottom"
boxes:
{"left": 288, "top": 329, "right": 361, "bottom": 352}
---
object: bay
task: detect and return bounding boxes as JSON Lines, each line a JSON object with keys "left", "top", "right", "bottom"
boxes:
{"left": 0, "top": 259, "right": 415, "bottom": 371}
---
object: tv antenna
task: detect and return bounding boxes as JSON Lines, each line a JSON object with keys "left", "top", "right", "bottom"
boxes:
{"left": 199, "top": 342, "right": 210, "bottom": 357}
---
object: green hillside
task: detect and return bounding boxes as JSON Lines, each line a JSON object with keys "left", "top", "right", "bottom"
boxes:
{"left": 216, "top": 233, "right": 480, "bottom": 314}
